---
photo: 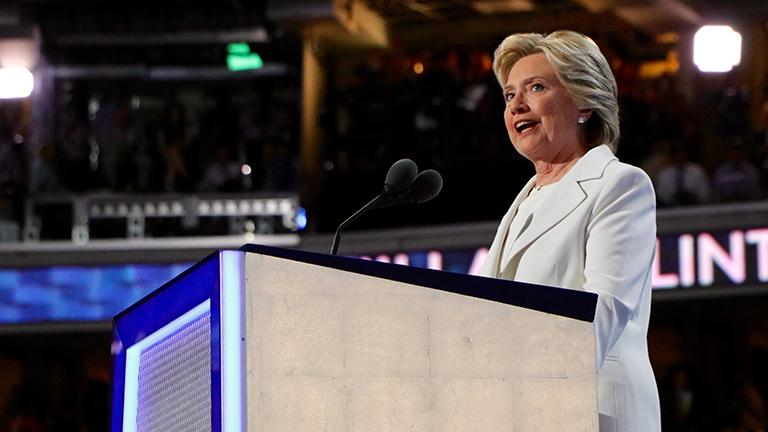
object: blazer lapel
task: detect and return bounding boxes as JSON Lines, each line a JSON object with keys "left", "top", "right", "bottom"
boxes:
{"left": 502, "top": 180, "right": 586, "bottom": 270}
{"left": 500, "top": 145, "right": 617, "bottom": 273}
{"left": 482, "top": 176, "right": 536, "bottom": 276}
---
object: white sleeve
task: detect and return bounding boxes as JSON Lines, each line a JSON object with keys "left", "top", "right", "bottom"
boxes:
{"left": 583, "top": 166, "right": 656, "bottom": 367}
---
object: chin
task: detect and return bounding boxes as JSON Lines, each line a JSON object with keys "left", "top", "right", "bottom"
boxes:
{"left": 509, "top": 143, "right": 535, "bottom": 161}
{"left": 511, "top": 139, "right": 540, "bottom": 158}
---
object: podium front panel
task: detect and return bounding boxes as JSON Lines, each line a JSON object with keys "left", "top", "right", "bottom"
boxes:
{"left": 243, "top": 252, "right": 597, "bottom": 431}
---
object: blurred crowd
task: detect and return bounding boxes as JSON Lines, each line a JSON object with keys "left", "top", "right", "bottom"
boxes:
{"left": 0, "top": 49, "right": 767, "bottom": 235}
{"left": 657, "top": 363, "right": 768, "bottom": 432}
{"left": 0, "top": 83, "right": 300, "bottom": 235}
{"left": 0, "top": 335, "right": 110, "bottom": 432}
{"left": 632, "top": 80, "right": 768, "bottom": 208}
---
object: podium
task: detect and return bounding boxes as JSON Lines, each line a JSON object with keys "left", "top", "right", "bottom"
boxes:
{"left": 111, "top": 244, "right": 599, "bottom": 431}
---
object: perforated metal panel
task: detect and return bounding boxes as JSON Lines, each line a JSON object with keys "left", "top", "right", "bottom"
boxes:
{"left": 136, "top": 311, "right": 212, "bottom": 432}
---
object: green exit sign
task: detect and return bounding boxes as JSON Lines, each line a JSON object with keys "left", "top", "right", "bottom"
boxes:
{"left": 226, "top": 43, "right": 263, "bottom": 71}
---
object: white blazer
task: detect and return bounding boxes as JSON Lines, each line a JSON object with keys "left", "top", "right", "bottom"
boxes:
{"left": 480, "top": 145, "right": 661, "bottom": 432}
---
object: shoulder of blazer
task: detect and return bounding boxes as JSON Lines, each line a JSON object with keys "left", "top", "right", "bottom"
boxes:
{"left": 581, "top": 150, "right": 654, "bottom": 195}
{"left": 567, "top": 145, "right": 619, "bottom": 184}
{"left": 579, "top": 150, "right": 656, "bottom": 226}
{"left": 568, "top": 146, "right": 654, "bottom": 200}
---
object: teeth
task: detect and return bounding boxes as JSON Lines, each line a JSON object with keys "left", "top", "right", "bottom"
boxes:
{"left": 515, "top": 120, "right": 535, "bottom": 132}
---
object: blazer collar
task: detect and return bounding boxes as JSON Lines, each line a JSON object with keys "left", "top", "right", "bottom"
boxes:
{"left": 500, "top": 145, "right": 617, "bottom": 271}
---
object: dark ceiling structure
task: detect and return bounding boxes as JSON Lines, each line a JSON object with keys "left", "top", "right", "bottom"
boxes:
{"left": 0, "top": 0, "right": 764, "bottom": 70}
{"left": 266, "top": 0, "right": 768, "bottom": 61}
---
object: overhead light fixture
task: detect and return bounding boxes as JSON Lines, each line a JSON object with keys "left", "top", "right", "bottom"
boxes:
{"left": 693, "top": 25, "right": 742, "bottom": 73}
{"left": 471, "top": 0, "right": 534, "bottom": 14}
{"left": 655, "top": 32, "right": 680, "bottom": 44}
{"left": 0, "top": 67, "right": 33, "bottom": 98}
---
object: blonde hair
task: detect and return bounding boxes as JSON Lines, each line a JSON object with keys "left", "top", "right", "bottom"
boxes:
{"left": 493, "top": 30, "right": 619, "bottom": 152}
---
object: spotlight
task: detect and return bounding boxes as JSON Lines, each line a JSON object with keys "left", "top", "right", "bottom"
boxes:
{"left": 0, "top": 67, "right": 33, "bottom": 99}
{"left": 694, "top": 25, "right": 742, "bottom": 73}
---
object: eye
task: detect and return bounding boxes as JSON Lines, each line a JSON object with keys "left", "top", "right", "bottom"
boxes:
{"left": 504, "top": 92, "right": 515, "bottom": 102}
{"left": 531, "top": 82, "right": 545, "bottom": 92}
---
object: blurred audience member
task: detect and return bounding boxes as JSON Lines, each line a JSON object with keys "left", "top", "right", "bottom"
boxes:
{"left": 754, "top": 100, "right": 768, "bottom": 193}
{"left": 712, "top": 140, "right": 762, "bottom": 202}
{"left": 714, "top": 86, "right": 752, "bottom": 141}
{"left": 94, "top": 99, "right": 141, "bottom": 191}
{"left": 5, "top": 367, "right": 47, "bottom": 432}
{"left": 642, "top": 138, "right": 673, "bottom": 184}
{"left": 196, "top": 95, "right": 238, "bottom": 186}
{"left": 157, "top": 103, "right": 191, "bottom": 192}
{"left": 722, "top": 382, "right": 768, "bottom": 432}
{"left": 198, "top": 146, "right": 241, "bottom": 192}
{"left": 654, "top": 143, "right": 710, "bottom": 206}
{"left": 28, "top": 143, "right": 64, "bottom": 195}
{"left": 660, "top": 365, "right": 702, "bottom": 431}
{"left": 55, "top": 114, "right": 93, "bottom": 192}
{"left": 0, "top": 132, "right": 28, "bottom": 224}
{"left": 261, "top": 140, "right": 297, "bottom": 192}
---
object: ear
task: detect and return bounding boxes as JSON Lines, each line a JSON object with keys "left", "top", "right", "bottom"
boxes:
{"left": 578, "top": 108, "right": 593, "bottom": 123}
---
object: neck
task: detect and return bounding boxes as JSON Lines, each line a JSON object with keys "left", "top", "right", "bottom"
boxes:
{"left": 532, "top": 146, "right": 586, "bottom": 187}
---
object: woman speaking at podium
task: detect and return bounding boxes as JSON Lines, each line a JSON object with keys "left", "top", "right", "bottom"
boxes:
{"left": 479, "top": 31, "right": 661, "bottom": 431}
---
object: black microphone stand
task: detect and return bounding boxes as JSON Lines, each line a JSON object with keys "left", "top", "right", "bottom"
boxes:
{"left": 330, "top": 193, "right": 388, "bottom": 255}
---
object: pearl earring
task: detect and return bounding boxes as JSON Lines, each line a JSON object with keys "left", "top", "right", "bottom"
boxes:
{"left": 578, "top": 117, "right": 585, "bottom": 125}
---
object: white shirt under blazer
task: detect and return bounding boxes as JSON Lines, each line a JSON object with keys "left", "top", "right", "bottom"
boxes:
{"left": 480, "top": 145, "right": 661, "bottom": 432}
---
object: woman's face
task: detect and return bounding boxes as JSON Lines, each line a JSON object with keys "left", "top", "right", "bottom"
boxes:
{"left": 503, "top": 53, "right": 584, "bottom": 162}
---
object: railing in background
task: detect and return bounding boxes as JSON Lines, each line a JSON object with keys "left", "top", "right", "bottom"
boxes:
{"left": 17, "top": 192, "right": 301, "bottom": 243}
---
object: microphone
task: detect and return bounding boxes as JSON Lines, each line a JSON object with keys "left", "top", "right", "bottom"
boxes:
{"left": 383, "top": 158, "right": 418, "bottom": 195}
{"left": 329, "top": 159, "right": 442, "bottom": 255}
{"left": 411, "top": 169, "right": 443, "bottom": 203}
{"left": 376, "top": 169, "right": 443, "bottom": 208}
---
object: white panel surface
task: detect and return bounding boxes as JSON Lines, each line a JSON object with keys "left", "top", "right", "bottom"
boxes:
{"left": 244, "top": 253, "right": 598, "bottom": 431}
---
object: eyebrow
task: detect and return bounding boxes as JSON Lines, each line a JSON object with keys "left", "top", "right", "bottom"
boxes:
{"left": 503, "top": 75, "right": 548, "bottom": 92}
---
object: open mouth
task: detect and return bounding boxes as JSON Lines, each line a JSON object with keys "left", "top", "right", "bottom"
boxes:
{"left": 515, "top": 120, "right": 540, "bottom": 134}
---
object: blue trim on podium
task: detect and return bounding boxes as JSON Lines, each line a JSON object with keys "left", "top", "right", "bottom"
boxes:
{"left": 239, "top": 243, "right": 598, "bottom": 323}
{"left": 111, "top": 253, "right": 223, "bottom": 432}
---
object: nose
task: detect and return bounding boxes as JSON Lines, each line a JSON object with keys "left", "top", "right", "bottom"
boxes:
{"left": 509, "top": 93, "right": 528, "bottom": 114}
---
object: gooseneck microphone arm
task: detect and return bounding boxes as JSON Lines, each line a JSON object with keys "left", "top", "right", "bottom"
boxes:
{"left": 330, "top": 193, "right": 386, "bottom": 256}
